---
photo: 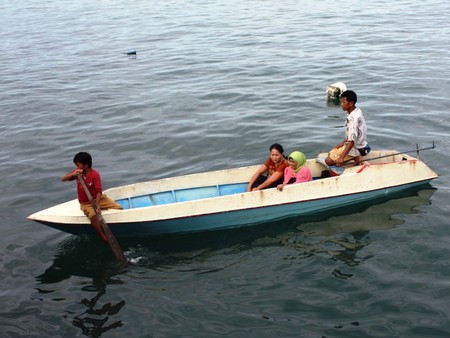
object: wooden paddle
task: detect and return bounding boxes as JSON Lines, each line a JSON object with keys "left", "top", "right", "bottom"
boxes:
{"left": 77, "top": 173, "right": 126, "bottom": 262}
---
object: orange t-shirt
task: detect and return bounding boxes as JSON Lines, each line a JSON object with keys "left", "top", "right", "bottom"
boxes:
{"left": 264, "top": 157, "right": 288, "bottom": 176}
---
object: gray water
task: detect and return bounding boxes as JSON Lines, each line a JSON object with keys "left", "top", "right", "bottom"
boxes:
{"left": 1, "top": 0, "right": 450, "bottom": 337}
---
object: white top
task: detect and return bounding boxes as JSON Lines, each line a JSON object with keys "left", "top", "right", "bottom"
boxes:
{"left": 345, "top": 107, "right": 368, "bottom": 155}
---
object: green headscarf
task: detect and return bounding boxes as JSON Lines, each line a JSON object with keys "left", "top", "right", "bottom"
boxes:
{"left": 289, "top": 151, "right": 306, "bottom": 173}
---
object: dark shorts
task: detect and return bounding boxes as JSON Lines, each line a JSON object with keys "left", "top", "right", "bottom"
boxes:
{"left": 358, "top": 145, "right": 371, "bottom": 156}
{"left": 251, "top": 175, "right": 284, "bottom": 189}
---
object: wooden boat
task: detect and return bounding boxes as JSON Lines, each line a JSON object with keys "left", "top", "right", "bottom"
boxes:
{"left": 28, "top": 150, "right": 438, "bottom": 238}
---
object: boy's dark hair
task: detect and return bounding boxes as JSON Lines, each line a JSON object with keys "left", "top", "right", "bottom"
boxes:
{"left": 73, "top": 152, "right": 92, "bottom": 168}
{"left": 341, "top": 90, "right": 357, "bottom": 104}
{"left": 270, "top": 143, "right": 284, "bottom": 155}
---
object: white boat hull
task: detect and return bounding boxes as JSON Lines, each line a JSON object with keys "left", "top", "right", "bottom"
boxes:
{"left": 28, "top": 151, "right": 438, "bottom": 237}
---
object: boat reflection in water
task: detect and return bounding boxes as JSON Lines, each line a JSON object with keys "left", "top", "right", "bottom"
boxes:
{"left": 36, "top": 186, "right": 437, "bottom": 270}
{"left": 34, "top": 186, "right": 435, "bottom": 335}
{"left": 71, "top": 279, "right": 125, "bottom": 336}
{"left": 35, "top": 239, "right": 127, "bottom": 337}
{"left": 117, "top": 185, "right": 437, "bottom": 264}
{"left": 275, "top": 186, "right": 437, "bottom": 270}
{"left": 123, "top": 185, "right": 437, "bottom": 269}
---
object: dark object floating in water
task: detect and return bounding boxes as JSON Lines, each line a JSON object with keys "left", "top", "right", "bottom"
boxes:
{"left": 124, "top": 50, "right": 137, "bottom": 55}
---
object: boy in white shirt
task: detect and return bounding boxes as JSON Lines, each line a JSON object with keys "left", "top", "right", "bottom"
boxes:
{"left": 325, "top": 90, "right": 369, "bottom": 167}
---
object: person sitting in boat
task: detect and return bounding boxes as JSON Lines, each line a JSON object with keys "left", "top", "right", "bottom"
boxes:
{"left": 61, "top": 152, "right": 122, "bottom": 241}
{"left": 277, "top": 151, "right": 312, "bottom": 191}
{"left": 324, "top": 90, "right": 370, "bottom": 167}
{"left": 246, "top": 143, "right": 288, "bottom": 191}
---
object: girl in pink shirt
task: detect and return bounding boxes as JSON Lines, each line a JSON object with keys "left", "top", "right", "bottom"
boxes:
{"left": 277, "top": 151, "right": 312, "bottom": 191}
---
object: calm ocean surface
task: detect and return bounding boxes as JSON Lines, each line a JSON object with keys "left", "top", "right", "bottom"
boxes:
{"left": 1, "top": 0, "right": 450, "bottom": 337}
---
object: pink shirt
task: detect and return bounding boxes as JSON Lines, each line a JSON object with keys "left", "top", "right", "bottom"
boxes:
{"left": 283, "top": 166, "right": 312, "bottom": 185}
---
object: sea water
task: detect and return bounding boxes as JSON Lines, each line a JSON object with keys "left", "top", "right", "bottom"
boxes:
{"left": 1, "top": 0, "right": 450, "bottom": 337}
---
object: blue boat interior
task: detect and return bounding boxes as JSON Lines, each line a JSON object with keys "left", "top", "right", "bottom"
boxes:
{"left": 116, "top": 182, "right": 249, "bottom": 209}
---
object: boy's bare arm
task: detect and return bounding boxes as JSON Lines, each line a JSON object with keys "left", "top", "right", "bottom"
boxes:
{"left": 61, "top": 169, "right": 83, "bottom": 181}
